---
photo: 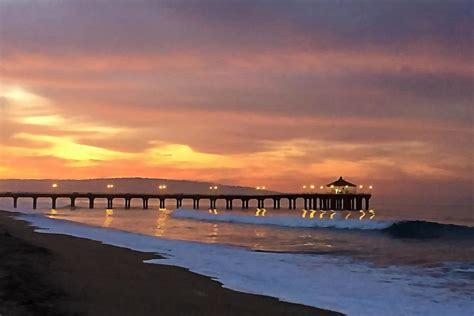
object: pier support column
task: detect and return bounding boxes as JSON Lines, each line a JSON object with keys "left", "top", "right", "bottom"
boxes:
{"left": 159, "top": 198, "right": 165, "bottom": 209}
{"left": 71, "top": 197, "right": 76, "bottom": 208}
{"left": 193, "top": 199, "right": 200, "bottom": 209}
{"left": 365, "top": 197, "right": 370, "bottom": 210}
{"left": 51, "top": 197, "right": 57, "bottom": 209}
{"left": 89, "top": 197, "right": 95, "bottom": 209}
{"left": 13, "top": 197, "right": 18, "bottom": 208}
{"left": 304, "top": 198, "right": 308, "bottom": 209}
{"left": 176, "top": 199, "right": 182, "bottom": 208}
{"left": 32, "top": 197, "right": 37, "bottom": 209}
{"left": 143, "top": 198, "right": 149, "bottom": 209}
{"left": 124, "top": 198, "right": 131, "bottom": 209}
{"left": 107, "top": 198, "right": 113, "bottom": 209}
{"left": 273, "top": 199, "right": 280, "bottom": 209}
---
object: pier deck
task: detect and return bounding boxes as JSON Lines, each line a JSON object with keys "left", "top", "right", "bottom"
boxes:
{"left": 0, "top": 192, "right": 371, "bottom": 210}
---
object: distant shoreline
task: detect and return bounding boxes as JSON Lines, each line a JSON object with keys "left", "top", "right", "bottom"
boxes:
{"left": 0, "top": 210, "right": 339, "bottom": 316}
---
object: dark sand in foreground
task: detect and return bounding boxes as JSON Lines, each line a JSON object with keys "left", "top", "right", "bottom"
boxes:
{"left": 0, "top": 211, "right": 341, "bottom": 316}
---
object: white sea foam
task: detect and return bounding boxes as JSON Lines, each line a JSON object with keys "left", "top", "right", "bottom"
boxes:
{"left": 16, "top": 214, "right": 473, "bottom": 316}
{"left": 172, "top": 208, "right": 394, "bottom": 230}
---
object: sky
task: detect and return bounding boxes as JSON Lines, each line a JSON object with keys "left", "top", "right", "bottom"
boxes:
{"left": 0, "top": 1, "right": 472, "bottom": 203}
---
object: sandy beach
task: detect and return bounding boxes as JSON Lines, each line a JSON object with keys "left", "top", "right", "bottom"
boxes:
{"left": 0, "top": 210, "right": 340, "bottom": 316}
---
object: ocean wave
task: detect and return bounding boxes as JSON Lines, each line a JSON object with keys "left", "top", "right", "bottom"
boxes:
{"left": 382, "top": 220, "right": 474, "bottom": 239}
{"left": 172, "top": 208, "right": 394, "bottom": 230}
{"left": 17, "top": 214, "right": 474, "bottom": 316}
{"left": 172, "top": 209, "right": 474, "bottom": 238}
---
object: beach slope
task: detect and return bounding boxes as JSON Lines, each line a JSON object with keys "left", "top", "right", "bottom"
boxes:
{"left": 0, "top": 211, "right": 340, "bottom": 316}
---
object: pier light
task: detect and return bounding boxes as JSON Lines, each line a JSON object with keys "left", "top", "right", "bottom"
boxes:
{"left": 302, "top": 185, "right": 307, "bottom": 189}
{"left": 209, "top": 185, "right": 218, "bottom": 191}
{"left": 320, "top": 186, "right": 324, "bottom": 190}
{"left": 310, "top": 184, "right": 315, "bottom": 190}
{"left": 256, "top": 186, "right": 266, "bottom": 190}
{"left": 359, "top": 185, "right": 363, "bottom": 189}
{"left": 52, "top": 183, "right": 58, "bottom": 188}
{"left": 107, "top": 184, "right": 114, "bottom": 189}
{"left": 369, "top": 185, "right": 373, "bottom": 189}
{"left": 158, "top": 184, "right": 167, "bottom": 190}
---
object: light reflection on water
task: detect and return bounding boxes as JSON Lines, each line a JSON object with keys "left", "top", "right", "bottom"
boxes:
{"left": 4, "top": 199, "right": 473, "bottom": 308}
{"left": 3, "top": 199, "right": 474, "bottom": 268}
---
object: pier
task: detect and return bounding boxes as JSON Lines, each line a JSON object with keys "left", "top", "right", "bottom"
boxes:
{"left": 0, "top": 192, "right": 371, "bottom": 211}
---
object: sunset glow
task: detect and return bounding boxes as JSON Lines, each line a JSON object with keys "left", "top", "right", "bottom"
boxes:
{"left": 0, "top": 1, "right": 472, "bottom": 203}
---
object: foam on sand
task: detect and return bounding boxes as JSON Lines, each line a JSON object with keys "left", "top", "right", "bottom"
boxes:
{"left": 18, "top": 214, "right": 474, "bottom": 316}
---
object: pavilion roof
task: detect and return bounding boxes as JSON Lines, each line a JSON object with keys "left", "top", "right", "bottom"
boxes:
{"left": 326, "top": 177, "right": 356, "bottom": 187}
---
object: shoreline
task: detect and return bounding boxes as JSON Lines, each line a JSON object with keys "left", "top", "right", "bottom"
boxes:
{"left": 0, "top": 210, "right": 341, "bottom": 316}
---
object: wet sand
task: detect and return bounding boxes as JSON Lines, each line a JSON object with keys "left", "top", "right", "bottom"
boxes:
{"left": 0, "top": 211, "right": 341, "bottom": 316}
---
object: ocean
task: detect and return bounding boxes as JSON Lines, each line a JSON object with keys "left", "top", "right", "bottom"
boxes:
{"left": 1, "top": 198, "right": 473, "bottom": 315}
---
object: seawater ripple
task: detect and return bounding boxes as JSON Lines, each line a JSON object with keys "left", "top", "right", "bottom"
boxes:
{"left": 172, "top": 209, "right": 474, "bottom": 239}
{"left": 17, "top": 214, "right": 474, "bottom": 316}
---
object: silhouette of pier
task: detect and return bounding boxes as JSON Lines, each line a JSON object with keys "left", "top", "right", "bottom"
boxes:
{"left": 0, "top": 192, "right": 371, "bottom": 211}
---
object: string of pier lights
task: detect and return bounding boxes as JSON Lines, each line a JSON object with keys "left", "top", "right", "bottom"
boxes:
{"left": 50, "top": 182, "right": 373, "bottom": 193}
{"left": 301, "top": 184, "right": 373, "bottom": 192}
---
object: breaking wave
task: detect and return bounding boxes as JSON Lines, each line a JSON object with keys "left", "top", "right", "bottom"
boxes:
{"left": 172, "top": 209, "right": 474, "bottom": 238}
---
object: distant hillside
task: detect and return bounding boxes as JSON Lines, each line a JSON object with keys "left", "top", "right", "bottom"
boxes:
{"left": 0, "top": 178, "right": 279, "bottom": 195}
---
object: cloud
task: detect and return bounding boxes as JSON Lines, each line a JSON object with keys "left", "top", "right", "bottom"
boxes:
{"left": 0, "top": 1, "right": 472, "bottom": 203}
